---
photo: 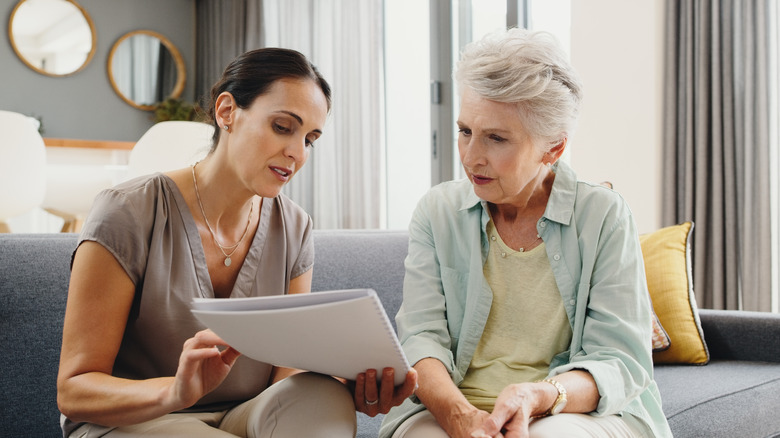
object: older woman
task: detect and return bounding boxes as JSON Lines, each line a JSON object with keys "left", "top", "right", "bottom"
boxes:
{"left": 380, "top": 29, "right": 672, "bottom": 438}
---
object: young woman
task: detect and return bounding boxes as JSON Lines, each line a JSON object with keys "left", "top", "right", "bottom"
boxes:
{"left": 57, "top": 48, "right": 416, "bottom": 437}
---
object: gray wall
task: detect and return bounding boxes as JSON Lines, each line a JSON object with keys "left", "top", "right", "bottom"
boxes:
{"left": 1, "top": 0, "right": 196, "bottom": 141}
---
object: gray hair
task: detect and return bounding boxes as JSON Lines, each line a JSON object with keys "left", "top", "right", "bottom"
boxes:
{"left": 454, "top": 28, "right": 583, "bottom": 147}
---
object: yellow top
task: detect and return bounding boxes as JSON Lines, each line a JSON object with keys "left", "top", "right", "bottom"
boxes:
{"left": 459, "top": 220, "right": 572, "bottom": 412}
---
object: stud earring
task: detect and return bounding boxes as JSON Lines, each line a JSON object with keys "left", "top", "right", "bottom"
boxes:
{"left": 223, "top": 125, "right": 230, "bottom": 131}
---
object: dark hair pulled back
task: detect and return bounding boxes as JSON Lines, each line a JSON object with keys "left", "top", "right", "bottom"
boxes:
{"left": 206, "top": 48, "right": 331, "bottom": 149}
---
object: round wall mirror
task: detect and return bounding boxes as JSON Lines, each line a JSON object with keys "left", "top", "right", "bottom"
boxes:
{"left": 8, "top": 0, "right": 96, "bottom": 77}
{"left": 107, "top": 30, "right": 186, "bottom": 111}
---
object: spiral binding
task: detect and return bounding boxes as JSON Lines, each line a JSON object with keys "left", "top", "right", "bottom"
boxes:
{"left": 367, "top": 290, "right": 411, "bottom": 377}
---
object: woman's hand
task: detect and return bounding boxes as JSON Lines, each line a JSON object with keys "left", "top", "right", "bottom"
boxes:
{"left": 473, "top": 371, "right": 599, "bottom": 438}
{"left": 165, "top": 329, "right": 242, "bottom": 410}
{"left": 351, "top": 367, "right": 418, "bottom": 416}
{"left": 470, "top": 382, "right": 545, "bottom": 438}
{"left": 446, "top": 407, "right": 493, "bottom": 438}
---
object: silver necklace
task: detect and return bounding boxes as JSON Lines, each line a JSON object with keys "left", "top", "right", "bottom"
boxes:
{"left": 191, "top": 164, "right": 254, "bottom": 267}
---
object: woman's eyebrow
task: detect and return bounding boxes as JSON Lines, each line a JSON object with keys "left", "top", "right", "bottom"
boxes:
{"left": 275, "top": 110, "right": 303, "bottom": 124}
{"left": 460, "top": 124, "right": 512, "bottom": 135}
{"left": 274, "top": 110, "right": 323, "bottom": 134}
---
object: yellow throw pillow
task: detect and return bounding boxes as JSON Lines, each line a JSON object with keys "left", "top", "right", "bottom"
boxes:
{"left": 639, "top": 222, "right": 709, "bottom": 364}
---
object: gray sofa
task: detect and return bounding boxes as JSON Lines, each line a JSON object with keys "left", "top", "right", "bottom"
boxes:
{"left": 2, "top": 230, "right": 780, "bottom": 438}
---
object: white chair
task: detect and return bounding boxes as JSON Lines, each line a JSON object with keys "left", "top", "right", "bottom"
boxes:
{"left": 42, "top": 161, "right": 119, "bottom": 233}
{"left": 42, "top": 121, "right": 214, "bottom": 233}
{"left": 124, "top": 121, "right": 214, "bottom": 181}
{"left": 0, "top": 111, "right": 46, "bottom": 233}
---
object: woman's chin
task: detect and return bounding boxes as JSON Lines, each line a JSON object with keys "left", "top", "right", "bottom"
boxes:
{"left": 470, "top": 184, "right": 497, "bottom": 203}
{"left": 252, "top": 184, "right": 284, "bottom": 199}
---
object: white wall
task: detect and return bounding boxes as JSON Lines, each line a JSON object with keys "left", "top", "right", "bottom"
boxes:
{"left": 568, "top": 0, "right": 665, "bottom": 234}
{"left": 384, "top": 0, "right": 431, "bottom": 230}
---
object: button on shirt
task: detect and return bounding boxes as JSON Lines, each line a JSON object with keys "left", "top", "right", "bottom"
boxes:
{"left": 379, "top": 160, "right": 672, "bottom": 438}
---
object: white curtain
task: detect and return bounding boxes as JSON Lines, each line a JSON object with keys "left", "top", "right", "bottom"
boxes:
{"left": 264, "top": 0, "right": 386, "bottom": 229}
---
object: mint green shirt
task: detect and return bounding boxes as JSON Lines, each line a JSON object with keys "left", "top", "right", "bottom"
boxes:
{"left": 379, "top": 161, "right": 672, "bottom": 438}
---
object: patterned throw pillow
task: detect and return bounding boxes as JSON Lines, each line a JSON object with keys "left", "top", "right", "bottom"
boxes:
{"left": 650, "top": 308, "right": 671, "bottom": 352}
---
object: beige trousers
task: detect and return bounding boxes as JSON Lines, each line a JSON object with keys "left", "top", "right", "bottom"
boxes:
{"left": 68, "top": 373, "right": 357, "bottom": 438}
{"left": 392, "top": 409, "right": 649, "bottom": 438}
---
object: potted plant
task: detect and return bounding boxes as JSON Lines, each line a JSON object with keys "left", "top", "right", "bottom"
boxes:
{"left": 152, "top": 98, "right": 206, "bottom": 123}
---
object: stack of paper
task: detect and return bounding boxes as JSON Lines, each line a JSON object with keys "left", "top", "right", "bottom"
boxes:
{"left": 191, "top": 288, "right": 410, "bottom": 385}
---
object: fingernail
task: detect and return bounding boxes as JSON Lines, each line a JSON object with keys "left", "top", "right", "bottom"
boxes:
{"left": 471, "top": 430, "right": 488, "bottom": 438}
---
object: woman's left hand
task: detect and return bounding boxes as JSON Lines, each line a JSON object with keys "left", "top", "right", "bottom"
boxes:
{"left": 474, "top": 371, "right": 599, "bottom": 438}
{"left": 352, "top": 367, "right": 418, "bottom": 416}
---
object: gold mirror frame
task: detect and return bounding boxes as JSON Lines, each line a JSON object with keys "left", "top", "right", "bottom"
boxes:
{"left": 8, "top": 0, "right": 97, "bottom": 77}
{"left": 107, "top": 30, "right": 186, "bottom": 111}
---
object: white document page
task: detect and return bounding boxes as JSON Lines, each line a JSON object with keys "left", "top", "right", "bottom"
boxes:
{"left": 191, "top": 289, "right": 410, "bottom": 385}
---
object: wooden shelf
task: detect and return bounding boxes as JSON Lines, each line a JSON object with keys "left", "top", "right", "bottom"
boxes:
{"left": 44, "top": 137, "right": 135, "bottom": 150}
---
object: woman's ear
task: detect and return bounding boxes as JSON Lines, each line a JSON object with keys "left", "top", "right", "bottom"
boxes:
{"left": 546, "top": 138, "right": 567, "bottom": 165}
{"left": 215, "top": 92, "right": 236, "bottom": 130}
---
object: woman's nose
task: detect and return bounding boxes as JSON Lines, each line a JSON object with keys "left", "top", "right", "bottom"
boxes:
{"left": 460, "top": 138, "right": 480, "bottom": 166}
{"left": 285, "top": 138, "right": 308, "bottom": 162}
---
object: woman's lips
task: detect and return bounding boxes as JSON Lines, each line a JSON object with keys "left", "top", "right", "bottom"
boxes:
{"left": 270, "top": 166, "right": 292, "bottom": 182}
{"left": 471, "top": 174, "right": 493, "bottom": 185}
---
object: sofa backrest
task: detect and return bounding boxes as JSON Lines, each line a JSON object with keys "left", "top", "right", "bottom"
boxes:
{"left": 311, "top": 229, "right": 409, "bottom": 331}
{"left": 0, "top": 229, "right": 410, "bottom": 437}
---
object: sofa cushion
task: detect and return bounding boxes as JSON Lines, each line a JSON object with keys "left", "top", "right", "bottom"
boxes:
{"left": 357, "top": 412, "right": 384, "bottom": 438}
{"left": 654, "top": 361, "right": 780, "bottom": 437}
{"left": 640, "top": 222, "right": 709, "bottom": 364}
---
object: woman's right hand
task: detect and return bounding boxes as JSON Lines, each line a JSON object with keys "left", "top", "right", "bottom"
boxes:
{"left": 445, "top": 406, "right": 494, "bottom": 438}
{"left": 166, "top": 329, "right": 242, "bottom": 410}
{"left": 412, "top": 358, "right": 495, "bottom": 438}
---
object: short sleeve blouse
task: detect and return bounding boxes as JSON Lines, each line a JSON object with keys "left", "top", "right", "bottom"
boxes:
{"left": 74, "top": 173, "right": 313, "bottom": 408}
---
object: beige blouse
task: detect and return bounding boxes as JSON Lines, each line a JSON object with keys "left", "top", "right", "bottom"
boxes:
{"left": 71, "top": 173, "right": 313, "bottom": 409}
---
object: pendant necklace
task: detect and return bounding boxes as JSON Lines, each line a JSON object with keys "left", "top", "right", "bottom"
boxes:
{"left": 192, "top": 164, "right": 253, "bottom": 267}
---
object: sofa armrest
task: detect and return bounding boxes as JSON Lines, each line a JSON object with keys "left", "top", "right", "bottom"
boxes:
{"left": 698, "top": 308, "right": 780, "bottom": 363}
